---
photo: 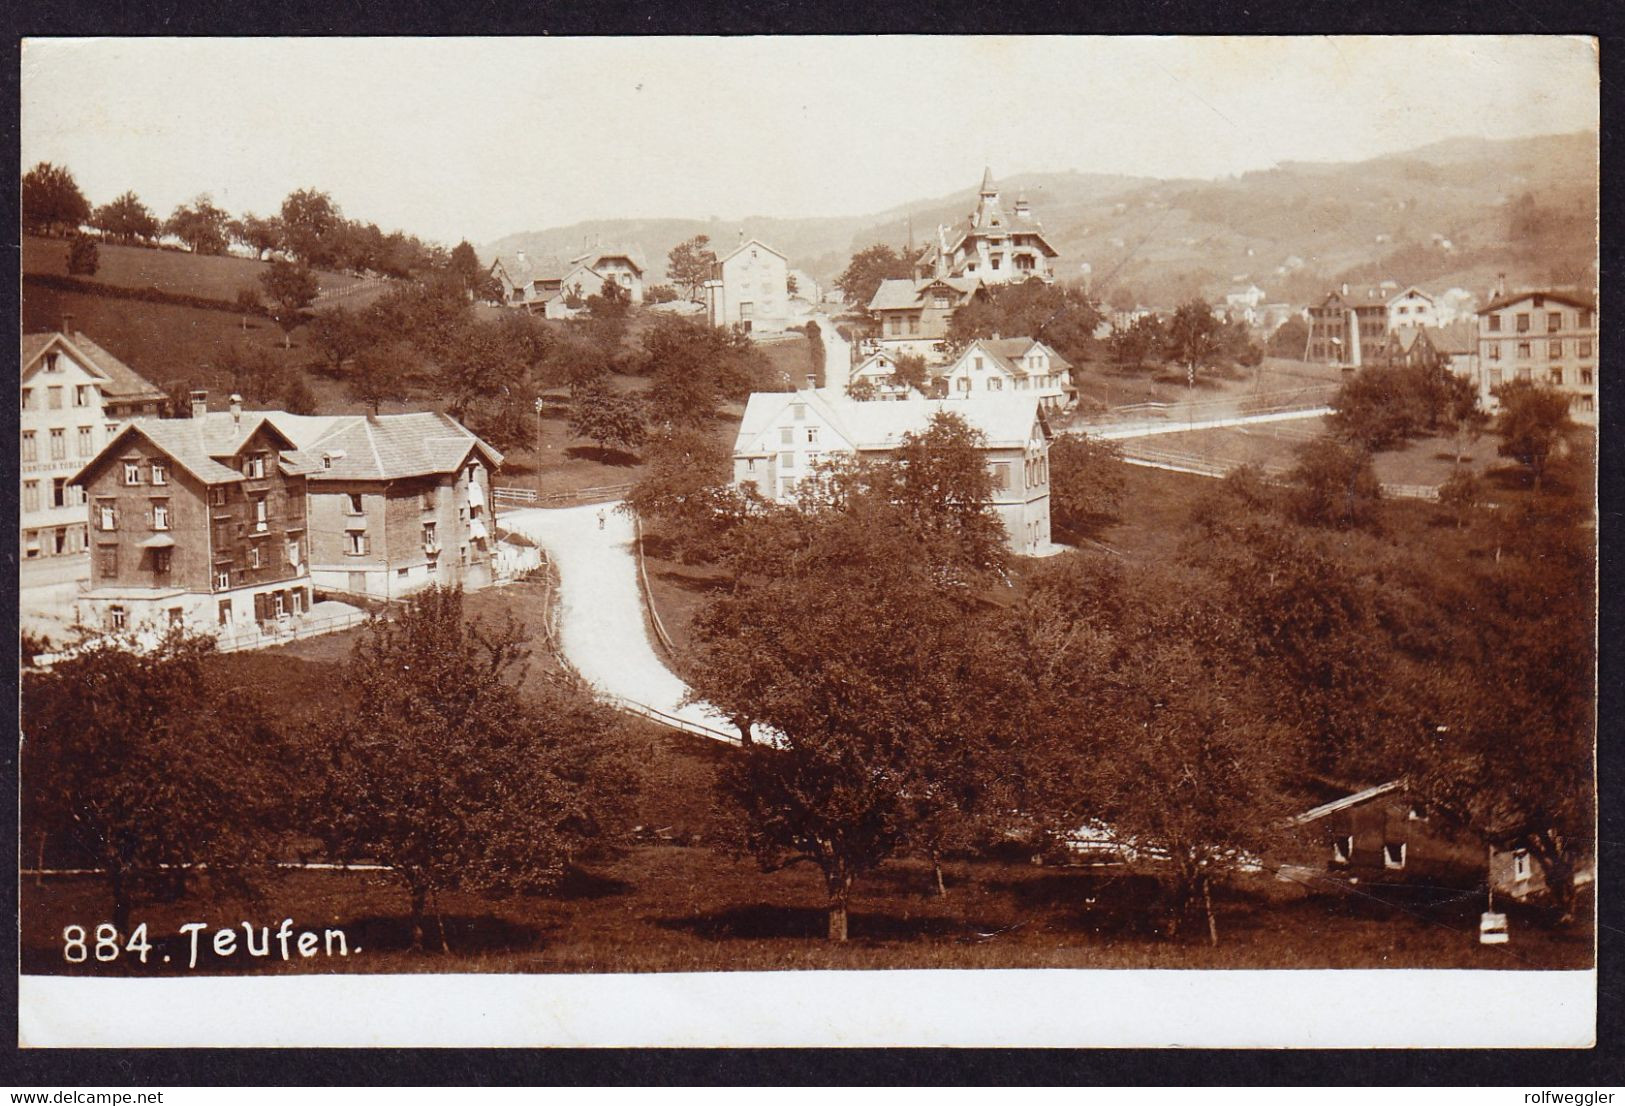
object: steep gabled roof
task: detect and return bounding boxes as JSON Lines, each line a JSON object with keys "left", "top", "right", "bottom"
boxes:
{"left": 71, "top": 413, "right": 301, "bottom": 487}
{"left": 719, "top": 238, "right": 789, "bottom": 267}
{"left": 1477, "top": 290, "right": 1596, "bottom": 315}
{"left": 867, "top": 275, "right": 981, "bottom": 312}
{"left": 1386, "top": 285, "right": 1436, "bottom": 306}
{"left": 1429, "top": 320, "right": 1477, "bottom": 355}
{"left": 734, "top": 388, "right": 1047, "bottom": 456}
{"left": 268, "top": 410, "right": 503, "bottom": 481}
{"left": 570, "top": 245, "right": 647, "bottom": 274}
{"left": 22, "top": 331, "right": 166, "bottom": 402}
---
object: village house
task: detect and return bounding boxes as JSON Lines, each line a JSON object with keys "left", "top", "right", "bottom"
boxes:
{"left": 1475, "top": 289, "right": 1597, "bottom": 425}
{"left": 915, "top": 168, "right": 1061, "bottom": 285}
{"left": 848, "top": 349, "right": 927, "bottom": 401}
{"left": 1285, "top": 780, "right": 1586, "bottom": 904}
{"left": 569, "top": 245, "right": 646, "bottom": 304}
{"left": 865, "top": 274, "right": 983, "bottom": 362}
{"left": 489, "top": 252, "right": 612, "bottom": 318}
{"left": 731, "top": 388, "right": 1057, "bottom": 555}
{"left": 1386, "top": 285, "right": 1440, "bottom": 332}
{"left": 1225, "top": 284, "right": 1267, "bottom": 311}
{"left": 1428, "top": 320, "right": 1479, "bottom": 383}
{"left": 21, "top": 329, "right": 166, "bottom": 561}
{"left": 265, "top": 411, "right": 505, "bottom": 600}
{"left": 1304, "top": 286, "right": 1390, "bottom": 367}
{"left": 70, "top": 393, "right": 317, "bottom": 637}
{"left": 938, "top": 337, "right": 1075, "bottom": 412}
{"left": 704, "top": 237, "right": 793, "bottom": 333}
{"left": 1378, "top": 326, "right": 1445, "bottom": 373}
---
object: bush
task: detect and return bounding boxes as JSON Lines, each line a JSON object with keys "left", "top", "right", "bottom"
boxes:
{"left": 1286, "top": 438, "right": 1382, "bottom": 529}
{"left": 66, "top": 233, "right": 99, "bottom": 277}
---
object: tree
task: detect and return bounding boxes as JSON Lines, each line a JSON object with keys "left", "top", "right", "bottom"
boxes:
{"left": 348, "top": 340, "right": 414, "bottom": 416}
{"left": 234, "top": 288, "right": 262, "bottom": 330}
{"left": 219, "top": 343, "right": 291, "bottom": 404}
{"left": 667, "top": 234, "right": 718, "bottom": 303}
{"left": 881, "top": 410, "right": 1008, "bottom": 580}
{"left": 1328, "top": 364, "right": 1428, "bottom": 452}
{"left": 567, "top": 378, "right": 648, "bottom": 456}
{"left": 91, "top": 191, "right": 160, "bottom": 245}
{"left": 892, "top": 353, "right": 930, "bottom": 395}
{"left": 164, "top": 195, "right": 231, "bottom": 255}
{"left": 300, "top": 587, "right": 638, "bottom": 950}
{"left": 66, "top": 233, "right": 99, "bottom": 277}
{"left": 1436, "top": 467, "right": 1482, "bottom": 529}
{"left": 1107, "top": 314, "right": 1167, "bottom": 370}
{"left": 281, "top": 373, "right": 319, "bottom": 416}
{"left": 1048, "top": 432, "right": 1125, "bottom": 539}
{"left": 1165, "top": 300, "right": 1221, "bottom": 384}
{"left": 279, "top": 188, "right": 342, "bottom": 268}
{"left": 228, "top": 213, "right": 284, "bottom": 260}
{"left": 22, "top": 162, "right": 91, "bottom": 236}
{"left": 1266, "top": 316, "right": 1310, "bottom": 359}
{"left": 259, "top": 258, "right": 321, "bottom": 348}
{"left": 645, "top": 284, "right": 679, "bottom": 304}
{"left": 447, "top": 239, "right": 484, "bottom": 297}
{"left": 688, "top": 494, "right": 1008, "bottom": 939}
{"left": 946, "top": 280, "right": 1102, "bottom": 367}
{"left": 1285, "top": 437, "right": 1382, "bottom": 529}
{"left": 623, "top": 425, "right": 737, "bottom": 559}
{"left": 21, "top": 632, "right": 285, "bottom": 933}
{"left": 834, "top": 244, "right": 918, "bottom": 312}
{"left": 1492, "top": 380, "right": 1574, "bottom": 493}
{"left": 307, "top": 307, "right": 373, "bottom": 377}
{"left": 640, "top": 316, "right": 770, "bottom": 428}
{"left": 1441, "top": 373, "right": 1490, "bottom": 467}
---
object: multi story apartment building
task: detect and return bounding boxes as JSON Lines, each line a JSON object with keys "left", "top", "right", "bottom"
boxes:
{"left": 267, "top": 411, "right": 504, "bottom": 599}
{"left": 1475, "top": 290, "right": 1597, "bottom": 424}
{"left": 21, "top": 330, "right": 165, "bottom": 560}
{"left": 916, "top": 168, "right": 1060, "bottom": 285}
{"left": 731, "top": 388, "right": 1056, "bottom": 555}
{"left": 70, "top": 394, "right": 316, "bottom": 635}
{"left": 704, "top": 238, "right": 792, "bottom": 333}
{"left": 1305, "top": 286, "right": 1389, "bottom": 367}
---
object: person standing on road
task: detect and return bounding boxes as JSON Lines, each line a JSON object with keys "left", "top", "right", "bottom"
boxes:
{"left": 597, "top": 509, "right": 607, "bottom": 530}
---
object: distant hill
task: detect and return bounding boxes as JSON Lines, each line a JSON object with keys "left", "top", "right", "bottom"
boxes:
{"left": 483, "top": 131, "right": 1596, "bottom": 308}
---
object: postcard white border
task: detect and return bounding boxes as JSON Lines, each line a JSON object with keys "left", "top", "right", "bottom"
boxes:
{"left": 19, "top": 968, "right": 1596, "bottom": 1048}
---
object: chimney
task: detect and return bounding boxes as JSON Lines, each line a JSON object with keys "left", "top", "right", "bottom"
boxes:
{"left": 60, "top": 313, "right": 75, "bottom": 335}
{"left": 936, "top": 225, "right": 949, "bottom": 279}
{"left": 516, "top": 250, "right": 526, "bottom": 266}
{"left": 805, "top": 373, "right": 817, "bottom": 391}
{"left": 1495, "top": 272, "right": 1507, "bottom": 299}
{"left": 1341, "top": 282, "right": 1349, "bottom": 297}
{"left": 229, "top": 393, "right": 242, "bottom": 427}
{"left": 189, "top": 389, "right": 208, "bottom": 420}
{"left": 1015, "top": 191, "right": 1031, "bottom": 221}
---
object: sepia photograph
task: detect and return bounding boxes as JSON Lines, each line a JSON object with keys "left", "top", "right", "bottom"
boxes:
{"left": 14, "top": 34, "right": 1601, "bottom": 1049}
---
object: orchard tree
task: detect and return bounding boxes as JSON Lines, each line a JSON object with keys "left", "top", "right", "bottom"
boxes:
{"left": 667, "top": 234, "right": 718, "bottom": 302}
{"left": 260, "top": 258, "right": 321, "bottom": 347}
{"left": 164, "top": 195, "right": 231, "bottom": 254}
{"left": 21, "top": 632, "right": 286, "bottom": 934}
{"left": 1285, "top": 437, "right": 1382, "bottom": 530}
{"left": 567, "top": 378, "right": 648, "bottom": 457}
{"left": 220, "top": 342, "right": 291, "bottom": 404}
{"left": 91, "top": 191, "right": 160, "bottom": 245}
{"left": 1048, "top": 432, "right": 1126, "bottom": 540}
{"left": 308, "top": 306, "right": 373, "bottom": 377}
{"left": 348, "top": 339, "right": 415, "bottom": 415}
{"left": 947, "top": 280, "right": 1101, "bottom": 367}
{"left": 229, "top": 213, "right": 285, "bottom": 260}
{"left": 279, "top": 188, "right": 342, "bottom": 267}
{"left": 640, "top": 316, "right": 769, "bottom": 428}
{"left": 300, "top": 587, "right": 639, "bottom": 950}
{"left": 1492, "top": 380, "right": 1574, "bottom": 493}
{"left": 1166, "top": 300, "right": 1221, "bottom": 384}
{"left": 1441, "top": 373, "right": 1490, "bottom": 467}
{"left": 66, "top": 233, "right": 99, "bottom": 277}
{"left": 1107, "top": 314, "right": 1167, "bottom": 370}
{"left": 1266, "top": 316, "right": 1310, "bottom": 359}
{"left": 22, "top": 162, "right": 91, "bottom": 236}
{"left": 688, "top": 494, "right": 1011, "bottom": 939}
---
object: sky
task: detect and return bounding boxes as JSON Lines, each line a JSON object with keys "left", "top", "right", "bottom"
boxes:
{"left": 21, "top": 36, "right": 1599, "bottom": 249}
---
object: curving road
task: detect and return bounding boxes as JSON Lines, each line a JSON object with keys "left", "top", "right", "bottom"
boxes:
{"left": 500, "top": 502, "right": 742, "bottom": 743}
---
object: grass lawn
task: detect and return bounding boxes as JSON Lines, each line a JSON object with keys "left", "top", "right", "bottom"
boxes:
{"left": 20, "top": 839, "right": 1591, "bottom": 975}
{"left": 24, "top": 234, "right": 379, "bottom": 302}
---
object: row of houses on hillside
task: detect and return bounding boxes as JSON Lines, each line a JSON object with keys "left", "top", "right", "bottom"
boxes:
{"left": 730, "top": 387, "right": 1059, "bottom": 556}
{"left": 489, "top": 245, "right": 648, "bottom": 316}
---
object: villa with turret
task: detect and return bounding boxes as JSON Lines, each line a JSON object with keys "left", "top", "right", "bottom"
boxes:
{"left": 866, "top": 169, "right": 1061, "bottom": 363}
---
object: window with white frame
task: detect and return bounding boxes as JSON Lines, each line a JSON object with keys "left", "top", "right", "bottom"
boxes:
{"left": 152, "top": 502, "right": 170, "bottom": 531}
{"left": 1512, "top": 849, "right": 1533, "bottom": 883}
{"left": 254, "top": 497, "right": 268, "bottom": 532}
{"left": 1383, "top": 842, "right": 1406, "bottom": 869}
{"left": 249, "top": 544, "right": 261, "bottom": 569}
{"left": 124, "top": 461, "right": 142, "bottom": 485}
{"left": 21, "top": 430, "right": 36, "bottom": 462}
{"left": 346, "top": 531, "right": 368, "bottom": 555}
{"left": 151, "top": 462, "right": 167, "bottom": 485}
{"left": 217, "top": 566, "right": 231, "bottom": 589}
{"left": 78, "top": 426, "right": 93, "bottom": 457}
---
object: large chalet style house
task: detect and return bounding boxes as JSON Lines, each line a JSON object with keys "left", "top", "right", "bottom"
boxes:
{"left": 1304, "top": 286, "right": 1390, "bottom": 367}
{"left": 865, "top": 274, "right": 982, "bottom": 361}
{"left": 1386, "top": 285, "right": 1440, "bottom": 332}
{"left": 1475, "top": 289, "right": 1597, "bottom": 425}
{"left": 731, "top": 388, "right": 1057, "bottom": 555}
{"left": 70, "top": 394, "right": 317, "bottom": 636}
{"left": 267, "top": 411, "right": 504, "bottom": 599}
{"left": 21, "top": 330, "right": 165, "bottom": 561}
{"left": 704, "top": 238, "right": 792, "bottom": 333}
{"left": 939, "top": 337, "right": 1075, "bottom": 411}
{"left": 916, "top": 168, "right": 1061, "bottom": 285}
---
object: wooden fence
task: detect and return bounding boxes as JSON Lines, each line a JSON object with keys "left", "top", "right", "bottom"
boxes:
{"left": 494, "top": 483, "right": 633, "bottom": 509}
{"left": 212, "top": 608, "right": 371, "bottom": 654}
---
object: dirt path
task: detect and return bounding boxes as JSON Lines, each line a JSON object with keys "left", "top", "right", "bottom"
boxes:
{"left": 499, "top": 503, "right": 742, "bottom": 743}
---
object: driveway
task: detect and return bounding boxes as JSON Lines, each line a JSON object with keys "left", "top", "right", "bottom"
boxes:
{"left": 500, "top": 503, "right": 742, "bottom": 743}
